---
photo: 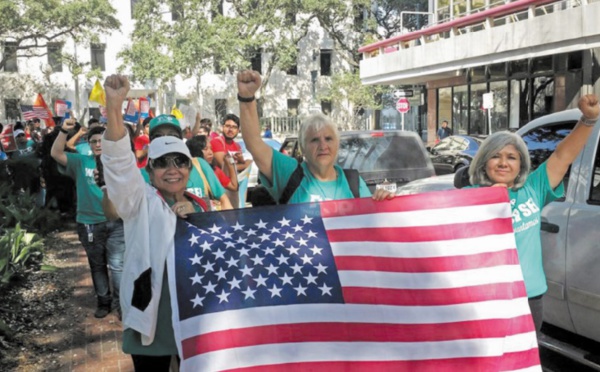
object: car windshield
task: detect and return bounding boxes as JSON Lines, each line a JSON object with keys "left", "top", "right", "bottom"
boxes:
{"left": 337, "top": 134, "right": 430, "bottom": 172}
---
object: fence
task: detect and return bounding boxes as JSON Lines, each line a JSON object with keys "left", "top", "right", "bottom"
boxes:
{"left": 259, "top": 114, "right": 373, "bottom": 136}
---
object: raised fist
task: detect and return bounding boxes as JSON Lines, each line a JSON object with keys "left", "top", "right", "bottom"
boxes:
{"left": 237, "top": 70, "right": 261, "bottom": 98}
{"left": 62, "top": 117, "right": 77, "bottom": 131}
{"left": 104, "top": 75, "right": 130, "bottom": 109}
{"left": 579, "top": 94, "right": 600, "bottom": 120}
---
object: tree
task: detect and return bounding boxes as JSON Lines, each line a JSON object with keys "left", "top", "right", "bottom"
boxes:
{"left": 0, "top": 0, "right": 120, "bottom": 71}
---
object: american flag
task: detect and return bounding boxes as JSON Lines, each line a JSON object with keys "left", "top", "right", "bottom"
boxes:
{"left": 20, "top": 105, "right": 50, "bottom": 120}
{"left": 168, "top": 188, "right": 541, "bottom": 372}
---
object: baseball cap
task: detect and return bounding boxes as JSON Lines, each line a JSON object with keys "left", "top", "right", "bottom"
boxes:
{"left": 149, "top": 115, "right": 182, "bottom": 136}
{"left": 148, "top": 136, "right": 191, "bottom": 160}
{"left": 14, "top": 129, "right": 25, "bottom": 137}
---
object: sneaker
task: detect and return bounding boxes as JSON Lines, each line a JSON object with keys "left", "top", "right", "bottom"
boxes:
{"left": 94, "top": 306, "right": 111, "bottom": 319}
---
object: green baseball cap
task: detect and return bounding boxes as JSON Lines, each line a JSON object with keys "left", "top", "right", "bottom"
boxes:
{"left": 149, "top": 114, "right": 182, "bottom": 136}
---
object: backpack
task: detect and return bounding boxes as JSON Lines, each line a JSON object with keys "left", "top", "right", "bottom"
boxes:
{"left": 249, "top": 165, "right": 361, "bottom": 207}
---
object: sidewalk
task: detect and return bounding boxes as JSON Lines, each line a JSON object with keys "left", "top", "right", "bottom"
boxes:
{"left": 53, "top": 229, "right": 133, "bottom": 372}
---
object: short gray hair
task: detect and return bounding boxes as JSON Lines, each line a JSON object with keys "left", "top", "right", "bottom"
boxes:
{"left": 298, "top": 113, "right": 339, "bottom": 154}
{"left": 469, "top": 131, "right": 530, "bottom": 189}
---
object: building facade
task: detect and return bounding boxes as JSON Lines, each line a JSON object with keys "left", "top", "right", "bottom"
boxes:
{"left": 359, "top": 0, "right": 600, "bottom": 145}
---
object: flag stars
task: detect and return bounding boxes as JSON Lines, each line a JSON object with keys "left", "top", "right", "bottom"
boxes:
{"left": 216, "top": 290, "right": 231, "bottom": 303}
{"left": 190, "top": 272, "right": 203, "bottom": 285}
{"left": 203, "top": 281, "right": 217, "bottom": 294}
{"left": 225, "top": 256, "right": 239, "bottom": 268}
{"left": 263, "top": 247, "right": 275, "bottom": 256}
{"left": 268, "top": 284, "right": 283, "bottom": 298}
{"left": 300, "top": 254, "right": 313, "bottom": 265}
{"left": 214, "top": 249, "right": 226, "bottom": 260}
{"left": 284, "top": 232, "right": 294, "bottom": 239}
{"left": 319, "top": 283, "right": 333, "bottom": 296}
{"left": 306, "top": 230, "right": 318, "bottom": 238}
{"left": 286, "top": 246, "right": 300, "bottom": 255}
{"left": 309, "top": 245, "right": 323, "bottom": 255}
{"left": 273, "top": 238, "right": 285, "bottom": 247}
{"left": 238, "top": 247, "right": 251, "bottom": 257}
{"left": 200, "top": 241, "right": 212, "bottom": 252}
{"left": 188, "top": 234, "right": 200, "bottom": 245}
{"left": 297, "top": 237, "right": 308, "bottom": 246}
{"left": 265, "top": 264, "right": 279, "bottom": 275}
{"left": 215, "top": 267, "right": 228, "bottom": 280}
{"left": 280, "top": 273, "right": 294, "bottom": 285}
{"left": 270, "top": 226, "right": 281, "bottom": 234}
{"left": 255, "top": 219, "right": 268, "bottom": 229}
{"left": 190, "top": 294, "right": 205, "bottom": 308}
{"left": 239, "top": 265, "right": 253, "bottom": 277}
{"left": 232, "top": 221, "right": 245, "bottom": 231}
{"left": 315, "top": 263, "right": 328, "bottom": 274}
{"left": 290, "top": 263, "right": 303, "bottom": 274}
{"left": 250, "top": 255, "right": 265, "bottom": 266}
{"left": 275, "top": 254, "right": 288, "bottom": 265}
{"left": 242, "top": 287, "right": 257, "bottom": 300}
{"left": 292, "top": 224, "right": 303, "bottom": 232}
{"left": 301, "top": 215, "right": 313, "bottom": 224}
{"left": 222, "top": 231, "right": 233, "bottom": 240}
{"left": 254, "top": 274, "right": 268, "bottom": 287}
{"left": 209, "top": 224, "right": 221, "bottom": 234}
{"left": 249, "top": 242, "right": 261, "bottom": 250}
{"left": 278, "top": 217, "right": 291, "bottom": 227}
{"left": 202, "top": 261, "right": 215, "bottom": 272}
{"left": 304, "top": 273, "right": 318, "bottom": 285}
{"left": 245, "top": 228, "right": 257, "bottom": 236}
{"left": 258, "top": 233, "right": 271, "bottom": 242}
{"left": 189, "top": 254, "right": 202, "bottom": 265}
{"left": 294, "top": 284, "right": 308, "bottom": 296}
{"left": 228, "top": 277, "right": 242, "bottom": 290}
{"left": 236, "top": 236, "right": 247, "bottom": 244}
{"left": 224, "top": 241, "right": 236, "bottom": 249}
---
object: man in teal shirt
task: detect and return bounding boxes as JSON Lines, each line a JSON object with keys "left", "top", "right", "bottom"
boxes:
{"left": 51, "top": 120, "right": 125, "bottom": 319}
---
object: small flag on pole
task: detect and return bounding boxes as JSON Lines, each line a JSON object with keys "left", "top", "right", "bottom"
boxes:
{"left": 89, "top": 79, "right": 106, "bottom": 107}
{"left": 54, "top": 99, "right": 72, "bottom": 117}
{"left": 33, "top": 94, "right": 55, "bottom": 127}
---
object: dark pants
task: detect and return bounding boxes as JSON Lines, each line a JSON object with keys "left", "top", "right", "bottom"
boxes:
{"left": 76, "top": 220, "right": 125, "bottom": 310}
{"left": 528, "top": 294, "right": 544, "bottom": 332}
{"left": 131, "top": 355, "right": 178, "bottom": 372}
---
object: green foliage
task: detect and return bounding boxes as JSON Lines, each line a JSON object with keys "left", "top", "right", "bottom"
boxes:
{"left": 320, "top": 70, "right": 384, "bottom": 114}
{"left": 0, "top": 0, "right": 120, "bottom": 70}
{"left": 0, "top": 183, "right": 61, "bottom": 235}
{"left": 0, "top": 223, "right": 44, "bottom": 285}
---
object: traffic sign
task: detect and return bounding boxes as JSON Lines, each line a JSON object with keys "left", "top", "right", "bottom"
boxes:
{"left": 394, "top": 90, "right": 414, "bottom": 98}
{"left": 396, "top": 98, "right": 410, "bottom": 114}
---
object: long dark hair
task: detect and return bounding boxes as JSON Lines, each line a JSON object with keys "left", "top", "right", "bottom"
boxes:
{"left": 186, "top": 135, "right": 209, "bottom": 160}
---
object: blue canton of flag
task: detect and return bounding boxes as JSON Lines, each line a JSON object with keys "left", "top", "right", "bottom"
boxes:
{"left": 173, "top": 203, "right": 344, "bottom": 321}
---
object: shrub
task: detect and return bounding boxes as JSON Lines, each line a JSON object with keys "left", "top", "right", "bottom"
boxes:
{"left": 0, "top": 183, "right": 62, "bottom": 235}
{"left": 0, "top": 223, "right": 44, "bottom": 286}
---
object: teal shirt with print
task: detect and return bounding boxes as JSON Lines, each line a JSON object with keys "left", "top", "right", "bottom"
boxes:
{"left": 141, "top": 157, "right": 225, "bottom": 200}
{"left": 65, "top": 152, "right": 107, "bottom": 224}
{"left": 259, "top": 149, "right": 371, "bottom": 204}
{"left": 470, "top": 161, "right": 564, "bottom": 298}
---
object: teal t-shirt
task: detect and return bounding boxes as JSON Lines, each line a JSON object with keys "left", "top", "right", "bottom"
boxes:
{"left": 76, "top": 142, "right": 92, "bottom": 156}
{"left": 141, "top": 157, "right": 225, "bottom": 200}
{"left": 65, "top": 152, "right": 107, "bottom": 224}
{"left": 259, "top": 149, "right": 371, "bottom": 204}
{"left": 471, "top": 161, "right": 564, "bottom": 297}
{"left": 122, "top": 270, "right": 177, "bottom": 356}
{"left": 12, "top": 139, "right": 36, "bottom": 159}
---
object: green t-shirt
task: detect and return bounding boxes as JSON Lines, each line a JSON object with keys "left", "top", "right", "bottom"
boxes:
{"left": 470, "top": 161, "right": 564, "bottom": 298}
{"left": 65, "top": 152, "right": 106, "bottom": 224}
{"left": 141, "top": 157, "right": 225, "bottom": 200}
{"left": 259, "top": 149, "right": 371, "bottom": 204}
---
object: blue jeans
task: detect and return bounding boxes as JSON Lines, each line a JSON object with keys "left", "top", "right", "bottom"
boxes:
{"left": 77, "top": 220, "right": 125, "bottom": 309}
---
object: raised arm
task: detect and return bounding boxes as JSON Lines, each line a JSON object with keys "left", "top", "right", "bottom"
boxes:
{"left": 66, "top": 125, "right": 86, "bottom": 151}
{"left": 104, "top": 75, "right": 130, "bottom": 141}
{"left": 546, "top": 94, "right": 599, "bottom": 188}
{"left": 237, "top": 70, "right": 273, "bottom": 182}
{"left": 50, "top": 118, "right": 77, "bottom": 166}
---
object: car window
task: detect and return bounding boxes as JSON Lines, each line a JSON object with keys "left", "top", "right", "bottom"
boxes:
{"left": 449, "top": 137, "right": 467, "bottom": 151}
{"left": 434, "top": 138, "right": 451, "bottom": 151}
{"left": 521, "top": 121, "right": 576, "bottom": 193}
{"left": 281, "top": 138, "right": 299, "bottom": 158}
{"left": 590, "top": 135, "right": 600, "bottom": 204}
{"left": 338, "top": 134, "right": 430, "bottom": 172}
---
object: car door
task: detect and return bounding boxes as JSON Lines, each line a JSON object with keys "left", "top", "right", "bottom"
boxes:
{"left": 564, "top": 128, "right": 600, "bottom": 342}
{"left": 520, "top": 121, "right": 577, "bottom": 333}
{"left": 430, "top": 138, "right": 453, "bottom": 175}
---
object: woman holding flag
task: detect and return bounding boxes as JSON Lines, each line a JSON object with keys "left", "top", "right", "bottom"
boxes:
{"left": 101, "top": 74, "right": 208, "bottom": 371}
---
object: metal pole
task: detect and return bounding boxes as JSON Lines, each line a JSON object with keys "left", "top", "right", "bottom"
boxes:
{"left": 402, "top": 113, "right": 405, "bottom": 131}
{"left": 488, "top": 108, "right": 492, "bottom": 134}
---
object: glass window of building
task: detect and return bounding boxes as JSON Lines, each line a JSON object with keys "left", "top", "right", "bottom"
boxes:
{"left": 488, "top": 63, "right": 506, "bottom": 80}
{"left": 470, "top": 66, "right": 486, "bottom": 83}
{"left": 510, "top": 59, "right": 529, "bottom": 77}
{"left": 470, "top": 83, "right": 487, "bottom": 135}
{"left": 3, "top": 42, "right": 18, "bottom": 72}
{"left": 438, "top": 87, "right": 452, "bottom": 132}
{"left": 47, "top": 43, "right": 63, "bottom": 72}
{"left": 490, "top": 81, "right": 508, "bottom": 133}
{"left": 452, "top": 85, "right": 468, "bottom": 135}
{"left": 532, "top": 56, "right": 553, "bottom": 75}
{"left": 532, "top": 76, "right": 554, "bottom": 119}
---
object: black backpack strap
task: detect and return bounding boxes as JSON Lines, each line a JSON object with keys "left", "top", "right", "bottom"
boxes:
{"left": 342, "top": 168, "right": 360, "bottom": 198}
{"left": 279, "top": 164, "right": 304, "bottom": 204}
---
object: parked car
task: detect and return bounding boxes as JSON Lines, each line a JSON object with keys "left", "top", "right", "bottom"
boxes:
{"left": 236, "top": 138, "right": 281, "bottom": 190}
{"left": 279, "top": 130, "right": 436, "bottom": 194}
{"left": 398, "top": 108, "right": 600, "bottom": 345}
{"left": 428, "top": 135, "right": 483, "bottom": 175}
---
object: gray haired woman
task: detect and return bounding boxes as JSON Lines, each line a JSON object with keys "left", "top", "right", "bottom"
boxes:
{"left": 236, "top": 69, "right": 393, "bottom": 204}
{"left": 468, "top": 94, "right": 599, "bottom": 332}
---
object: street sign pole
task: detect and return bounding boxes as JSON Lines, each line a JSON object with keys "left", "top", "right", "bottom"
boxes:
{"left": 402, "top": 113, "right": 405, "bottom": 131}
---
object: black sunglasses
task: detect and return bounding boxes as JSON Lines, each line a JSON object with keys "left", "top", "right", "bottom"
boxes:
{"left": 149, "top": 154, "right": 191, "bottom": 169}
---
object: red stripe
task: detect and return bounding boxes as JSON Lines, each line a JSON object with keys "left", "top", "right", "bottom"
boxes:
{"left": 224, "top": 349, "right": 540, "bottom": 371}
{"left": 342, "top": 283, "right": 527, "bottom": 306}
{"left": 182, "top": 317, "right": 535, "bottom": 359}
{"left": 320, "top": 188, "right": 509, "bottom": 218}
{"left": 326, "top": 218, "right": 513, "bottom": 243}
{"left": 335, "top": 249, "right": 519, "bottom": 273}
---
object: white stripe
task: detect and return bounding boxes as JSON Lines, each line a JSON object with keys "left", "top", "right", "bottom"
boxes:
{"left": 331, "top": 233, "right": 517, "bottom": 258}
{"left": 511, "top": 366, "right": 543, "bottom": 372}
{"left": 181, "top": 332, "right": 538, "bottom": 372}
{"left": 322, "top": 203, "right": 511, "bottom": 230}
{"left": 177, "top": 299, "right": 532, "bottom": 339}
{"left": 338, "top": 265, "right": 524, "bottom": 289}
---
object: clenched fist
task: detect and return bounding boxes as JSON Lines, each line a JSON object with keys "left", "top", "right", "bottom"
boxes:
{"left": 237, "top": 70, "right": 261, "bottom": 99}
{"left": 579, "top": 94, "right": 600, "bottom": 120}
{"left": 104, "top": 75, "right": 130, "bottom": 109}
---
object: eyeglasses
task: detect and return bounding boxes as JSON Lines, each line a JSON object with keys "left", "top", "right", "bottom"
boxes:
{"left": 89, "top": 139, "right": 102, "bottom": 145}
{"left": 16, "top": 134, "right": 25, "bottom": 138}
{"left": 223, "top": 124, "right": 239, "bottom": 130}
{"left": 149, "top": 154, "right": 191, "bottom": 169}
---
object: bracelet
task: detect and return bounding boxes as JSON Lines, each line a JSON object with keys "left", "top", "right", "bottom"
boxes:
{"left": 237, "top": 94, "right": 255, "bottom": 103}
{"left": 580, "top": 115, "right": 598, "bottom": 127}
{"left": 59, "top": 127, "right": 69, "bottom": 134}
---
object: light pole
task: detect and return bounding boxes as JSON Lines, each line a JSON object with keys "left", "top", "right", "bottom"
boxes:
{"left": 309, "top": 49, "right": 320, "bottom": 113}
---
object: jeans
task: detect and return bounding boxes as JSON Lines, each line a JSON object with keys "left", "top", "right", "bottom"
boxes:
{"left": 77, "top": 220, "right": 125, "bottom": 309}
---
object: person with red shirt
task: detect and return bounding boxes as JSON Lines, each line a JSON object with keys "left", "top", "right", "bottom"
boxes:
{"left": 134, "top": 117, "right": 150, "bottom": 168}
{"left": 210, "top": 113, "right": 252, "bottom": 172}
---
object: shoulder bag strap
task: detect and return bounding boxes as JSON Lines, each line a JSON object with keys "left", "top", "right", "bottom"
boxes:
{"left": 191, "top": 158, "right": 212, "bottom": 199}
